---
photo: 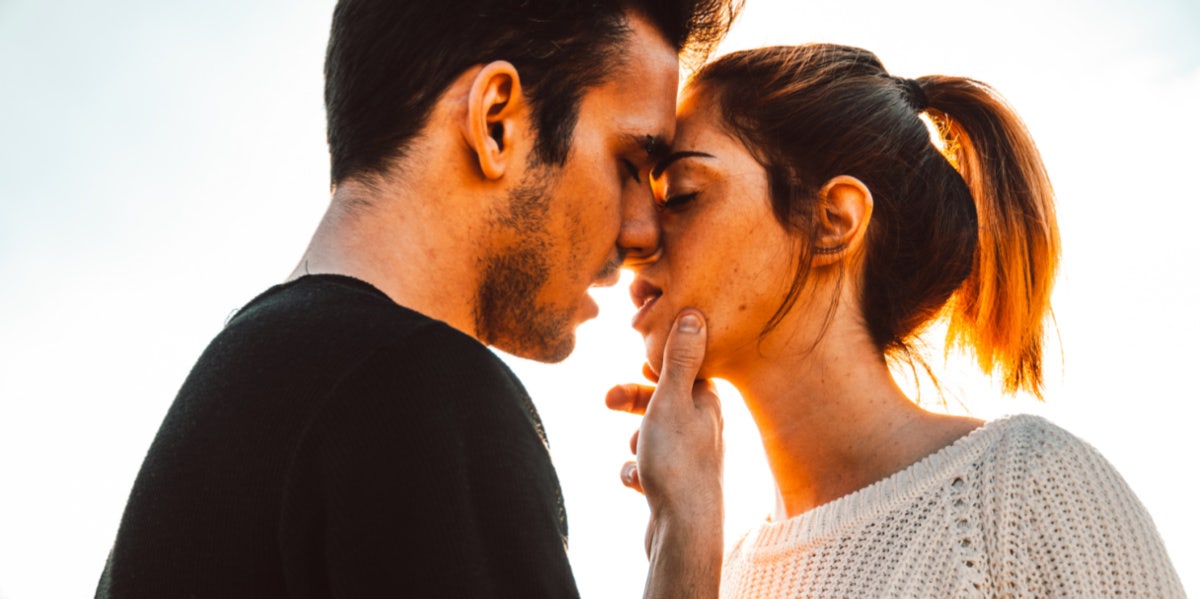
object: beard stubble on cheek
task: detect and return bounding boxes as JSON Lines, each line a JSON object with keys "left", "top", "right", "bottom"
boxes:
{"left": 476, "top": 246, "right": 576, "bottom": 362}
{"left": 473, "top": 161, "right": 577, "bottom": 363}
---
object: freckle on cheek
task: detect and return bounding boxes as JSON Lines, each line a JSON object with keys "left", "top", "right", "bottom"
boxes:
{"left": 738, "top": 304, "right": 747, "bottom": 312}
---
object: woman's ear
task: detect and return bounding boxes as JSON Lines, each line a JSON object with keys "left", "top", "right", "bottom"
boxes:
{"left": 463, "top": 61, "right": 524, "bottom": 180}
{"left": 812, "top": 175, "right": 873, "bottom": 266}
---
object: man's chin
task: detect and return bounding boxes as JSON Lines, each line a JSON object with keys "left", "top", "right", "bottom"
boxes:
{"left": 526, "top": 336, "right": 576, "bottom": 364}
{"left": 493, "top": 328, "right": 577, "bottom": 364}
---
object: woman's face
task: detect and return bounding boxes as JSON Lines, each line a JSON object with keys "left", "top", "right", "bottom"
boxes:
{"left": 632, "top": 88, "right": 801, "bottom": 378}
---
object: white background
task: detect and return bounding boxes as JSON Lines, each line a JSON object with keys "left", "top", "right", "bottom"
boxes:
{"left": 1, "top": 0, "right": 1196, "bottom": 597}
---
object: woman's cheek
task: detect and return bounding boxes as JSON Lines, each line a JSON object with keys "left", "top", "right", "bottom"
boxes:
{"left": 642, "top": 328, "right": 667, "bottom": 378}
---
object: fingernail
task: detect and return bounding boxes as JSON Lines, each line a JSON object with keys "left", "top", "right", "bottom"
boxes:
{"left": 678, "top": 313, "right": 701, "bottom": 334}
{"left": 606, "top": 387, "right": 629, "bottom": 411}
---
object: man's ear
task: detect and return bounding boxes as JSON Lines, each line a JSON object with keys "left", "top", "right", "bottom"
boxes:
{"left": 812, "top": 175, "right": 873, "bottom": 266}
{"left": 463, "top": 61, "right": 524, "bottom": 180}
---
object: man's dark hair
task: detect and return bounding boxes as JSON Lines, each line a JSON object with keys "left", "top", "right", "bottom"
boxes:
{"left": 324, "top": 0, "right": 741, "bottom": 185}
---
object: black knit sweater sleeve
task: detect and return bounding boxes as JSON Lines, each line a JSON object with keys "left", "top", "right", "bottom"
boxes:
{"left": 277, "top": 323, "right": 580, "bottom": 598}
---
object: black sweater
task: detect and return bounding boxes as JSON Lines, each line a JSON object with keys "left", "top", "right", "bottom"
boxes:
{"left": 97, "top": 275, "right": 579, "bottom": 598}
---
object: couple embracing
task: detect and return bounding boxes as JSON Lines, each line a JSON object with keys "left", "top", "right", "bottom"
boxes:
{"left": 97, "top": 0, "right": 1183, "bottom": 597}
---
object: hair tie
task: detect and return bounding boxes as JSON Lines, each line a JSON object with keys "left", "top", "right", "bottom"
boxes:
{"left": 897, "top": 77, "right": 927, "bottom": 112}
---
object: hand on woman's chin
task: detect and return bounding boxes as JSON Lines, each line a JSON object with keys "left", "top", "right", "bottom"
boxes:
{"left": 644, "top": 334, "right": 716, "bottom": 382}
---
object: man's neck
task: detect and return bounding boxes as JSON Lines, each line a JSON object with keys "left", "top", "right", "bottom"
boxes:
{"left": 288, "top": 182, "right": 486, "bottom": 338}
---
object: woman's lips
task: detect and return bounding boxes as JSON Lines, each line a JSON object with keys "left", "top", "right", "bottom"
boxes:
{"left": 630, "top": 278, "right": 663, "bottom": 332}
{"left": 632, "top": 295, "right": 659, "bottom": 331}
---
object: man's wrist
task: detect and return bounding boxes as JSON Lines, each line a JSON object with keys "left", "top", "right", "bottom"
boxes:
{"left": 644, "top": 507, "right": 723, "bottom": 599}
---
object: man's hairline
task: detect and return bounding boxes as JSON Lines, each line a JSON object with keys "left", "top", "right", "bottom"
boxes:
{"left": 334, "top": 7, "right": 682, "bottom": 192}
{"left": 541, "top": 9, "right": 681, "bottom": 165}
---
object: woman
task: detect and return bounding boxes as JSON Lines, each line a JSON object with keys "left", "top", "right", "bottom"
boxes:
{"left": 615, "top": 44, "right": 1184, "bottom": 597}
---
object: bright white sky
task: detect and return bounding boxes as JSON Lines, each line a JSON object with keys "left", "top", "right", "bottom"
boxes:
{"left": 1, "top": 1, "right": 1197, "bottom": 597}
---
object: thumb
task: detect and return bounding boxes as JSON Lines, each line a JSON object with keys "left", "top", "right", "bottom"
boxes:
{"left": 656, "top": 309, "right": 707, "bottom": 393}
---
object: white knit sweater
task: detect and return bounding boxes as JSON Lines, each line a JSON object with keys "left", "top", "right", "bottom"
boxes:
{"left": 720, "top": 415, "right": 1184, "bottom": 598}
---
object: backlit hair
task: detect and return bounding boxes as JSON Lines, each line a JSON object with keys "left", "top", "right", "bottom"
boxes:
{"left": 691, "top": 44, "right": 1059, "bottom": 397}
{"left": 324, "top": 0, "right": 743, "bottom": 185}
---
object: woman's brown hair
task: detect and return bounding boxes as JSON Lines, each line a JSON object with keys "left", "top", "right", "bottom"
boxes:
{"left": 691, "top": 44, "right": 1059, "bottom": 397}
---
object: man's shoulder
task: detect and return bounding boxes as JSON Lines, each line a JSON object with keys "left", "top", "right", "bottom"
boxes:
{"left": 179, "top": 274, "right": 514, "bottom": 416}
{"left": 215, "top": 274, "right": 487, "bottom": 359}
{"left": 231, "top": 274, "right": 431, "bottom": 335}
{"left": 233, "top": 274, "right": 528, "bottom": 400}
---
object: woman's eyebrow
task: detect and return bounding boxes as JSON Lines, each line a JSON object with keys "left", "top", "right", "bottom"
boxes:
{"left": 651, "top": 151, "right": 714, "bottom": 178}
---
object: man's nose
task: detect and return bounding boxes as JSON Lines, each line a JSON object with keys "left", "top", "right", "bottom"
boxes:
{"left": 616, "top": 188, "right": 661, "bottom": 267}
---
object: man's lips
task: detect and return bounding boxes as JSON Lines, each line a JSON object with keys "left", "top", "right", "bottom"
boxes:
{"left": 594, "top": 268, "right": 621, "bottom": 288}
{"left": 592, "top": 257, "right": 623, "bottom": 288}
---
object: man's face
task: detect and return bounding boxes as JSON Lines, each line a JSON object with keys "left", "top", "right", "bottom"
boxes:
{"left": 476, "top": 11, "right": 679, "bottom": 362}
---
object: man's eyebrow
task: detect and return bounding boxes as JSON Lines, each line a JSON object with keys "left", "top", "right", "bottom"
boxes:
{"left": 624, "top": 134, "right": 670, "bottom": 161}
{"left": 651, "top": 151, "right": 714, "bottom": 179}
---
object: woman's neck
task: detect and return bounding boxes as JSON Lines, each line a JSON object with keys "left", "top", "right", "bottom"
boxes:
{"left": 724, "top": 321, "right": 981, "bottom": 520}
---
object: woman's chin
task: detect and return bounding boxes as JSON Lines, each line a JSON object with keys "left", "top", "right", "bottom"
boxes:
{"left": 642, "top": 333, "right": 666, "bottom": 378}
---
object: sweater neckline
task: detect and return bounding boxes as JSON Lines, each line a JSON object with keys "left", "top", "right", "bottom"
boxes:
{"left": 745, "top": 414, "right": 1041, "bottom": 553}
{"left": 285, "top": 273, "right": 392, "bottom": 300}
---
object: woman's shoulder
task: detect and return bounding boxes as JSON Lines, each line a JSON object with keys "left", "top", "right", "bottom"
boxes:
{"left": 975, "top": 412, "right": 1071, "bottom": 439}
{"left": 965, "top": 419, "right": 1186, "bottom": 595}
{"left": 968, "top": 413, "right": 1105, "bottom": 471}
{"left": 964, "top": 413, "right": 1149, "bottom": 520}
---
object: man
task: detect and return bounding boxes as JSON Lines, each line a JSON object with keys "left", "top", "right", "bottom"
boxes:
{"left": 97, "top": 0, "right": 738, "bottom": 597}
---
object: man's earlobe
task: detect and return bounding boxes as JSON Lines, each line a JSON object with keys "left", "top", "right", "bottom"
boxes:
{"left": 465, "top": 61, "right": 523, "bottom": 180}
{"left": 812, "top": 175, "right": 874, "bottom": 266}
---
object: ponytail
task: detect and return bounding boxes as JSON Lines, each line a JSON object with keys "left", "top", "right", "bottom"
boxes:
{"left": 692, "top": 45, "right": 1059, "bottom": 399}
{"left": 920, "top": 77, "right": 1060, "bottom": 398}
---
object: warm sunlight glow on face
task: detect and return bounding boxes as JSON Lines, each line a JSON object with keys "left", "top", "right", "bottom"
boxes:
{"left": 1, "top": 1, "right": 1196, "bottom": 597}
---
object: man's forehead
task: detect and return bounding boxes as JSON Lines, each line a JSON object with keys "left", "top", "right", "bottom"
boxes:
{"left": 594, "top": 11, "right": 678, "bottom": 156}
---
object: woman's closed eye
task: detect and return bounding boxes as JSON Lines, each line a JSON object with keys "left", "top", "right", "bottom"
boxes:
{"left": 656, "top": 191, "right": 698, "bottom": 211}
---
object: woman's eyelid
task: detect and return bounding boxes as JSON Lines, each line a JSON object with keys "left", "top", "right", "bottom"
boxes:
{"left": 659, "top": 169, "right": 701, "bottom": 200}
{"left": 655, "top": 176, "right": 699, "bottom": 209}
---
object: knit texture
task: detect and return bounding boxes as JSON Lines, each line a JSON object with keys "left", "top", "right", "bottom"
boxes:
{"left": 720, "top": 415, "right": 1184, "bottom": 598}
{"left": 96, "top": 275, "right": 579, "bottom": 598}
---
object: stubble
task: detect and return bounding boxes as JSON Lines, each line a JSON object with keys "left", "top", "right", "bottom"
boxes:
{"left": 475, "top": 162, "right": 577, "bottom": 362}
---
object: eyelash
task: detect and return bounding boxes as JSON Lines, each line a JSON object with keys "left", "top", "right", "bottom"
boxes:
{"left": 656, "top": 192, "right": 698, "bottom": 211}
{"left": 622, "top": 159, "right": 641, "bottom": 183}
